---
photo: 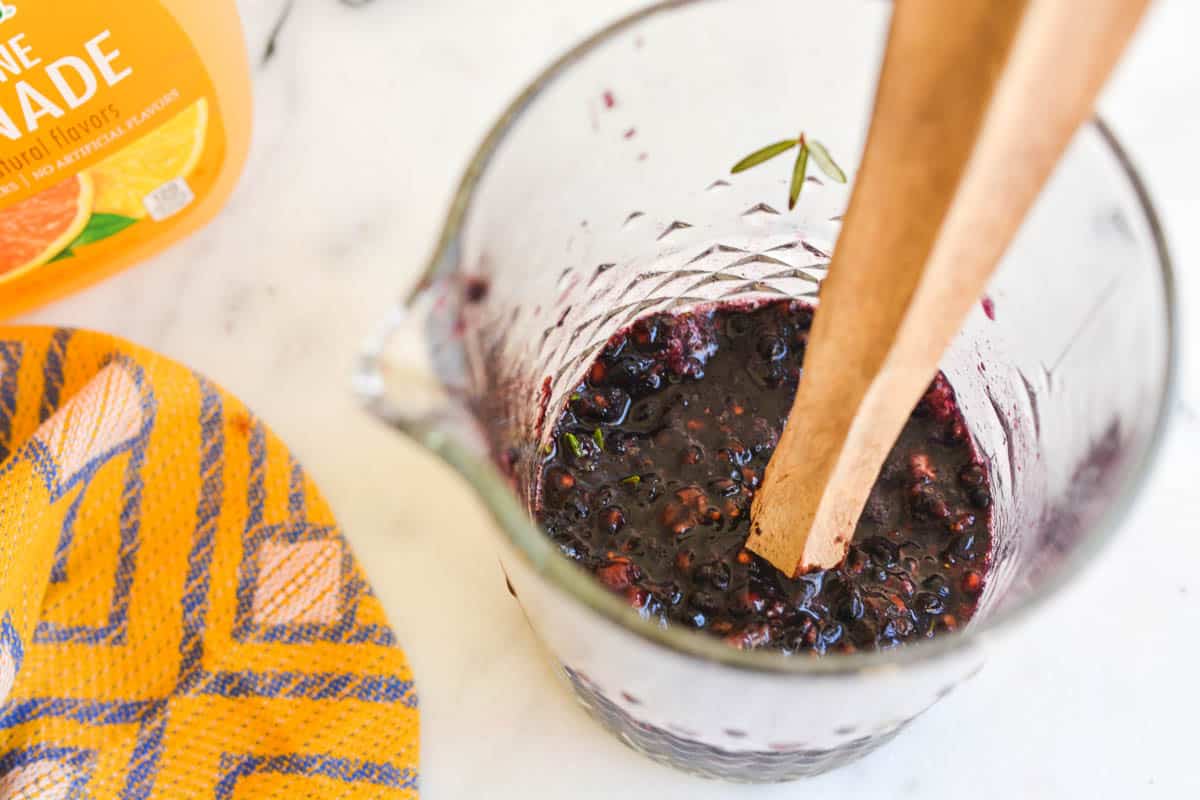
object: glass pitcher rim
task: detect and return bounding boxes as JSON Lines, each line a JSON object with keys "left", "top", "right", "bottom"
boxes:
{"left": 395, "top": 0, "right": 1180, "bottom": 676}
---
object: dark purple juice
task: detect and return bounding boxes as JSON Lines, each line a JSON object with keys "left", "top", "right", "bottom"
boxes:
{"left": 535, "top": 300, "right": 992, "bottom": 654}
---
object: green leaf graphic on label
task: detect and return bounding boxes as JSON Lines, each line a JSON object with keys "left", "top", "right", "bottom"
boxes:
{"left": 46, "top": 213, "right": 138, "bottom": 263}
{"left": 70, "top": 213, "right": 138, "bottom": 248}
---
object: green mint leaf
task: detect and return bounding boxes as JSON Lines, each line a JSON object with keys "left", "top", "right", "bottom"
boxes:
{"left": 620, "top": 474, "right": 641, "bottom": 486}
{"left": 592, "top": 428, "right": 605, "bottom": 451}
{"left": 563, "top": 432, "right": 583, "bottom": 458}
{"left": 788, "top": 143, "right": 809, "bottom": 210}
{"left": 808, "top": 140, "right": 847, "bottom": 183}
{"left": 69, "top": 213, "right": 138, "bottom": 249}
{"left": 731, "top": 139, "right": 797, "bottom": 174}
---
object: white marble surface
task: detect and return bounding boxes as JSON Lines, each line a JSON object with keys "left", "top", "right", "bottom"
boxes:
{"left": 20, "top": 0, "right": 1200, "bottom": 796}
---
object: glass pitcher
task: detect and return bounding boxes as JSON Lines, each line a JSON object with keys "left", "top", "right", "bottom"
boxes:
{"left": 356, "top": 0, "right": 1177, "bottom": 782}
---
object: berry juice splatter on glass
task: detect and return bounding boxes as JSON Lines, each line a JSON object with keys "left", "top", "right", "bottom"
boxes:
{"left": 536, "top": 300, "right": 992, "bottom": 654}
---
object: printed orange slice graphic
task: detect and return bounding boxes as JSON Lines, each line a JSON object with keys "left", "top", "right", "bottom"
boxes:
{"left": 90, "top": 99, "right": 209, "bottom": 219}
{"left": 0, "top": 174, "right": 94, "bottom": 281}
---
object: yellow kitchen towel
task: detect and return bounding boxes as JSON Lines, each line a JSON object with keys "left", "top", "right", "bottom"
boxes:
{"left": 0, "top": 328, "right": 418, "bottom": 798}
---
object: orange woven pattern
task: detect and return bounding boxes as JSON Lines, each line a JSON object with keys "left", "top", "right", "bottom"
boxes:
{"left": 0, "top": 328, "right": 418, "bottom": 798}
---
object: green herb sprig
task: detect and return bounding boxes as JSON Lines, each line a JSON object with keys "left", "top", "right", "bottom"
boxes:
{"left": 731, "top": 132, "right": 847, "bottom": 210}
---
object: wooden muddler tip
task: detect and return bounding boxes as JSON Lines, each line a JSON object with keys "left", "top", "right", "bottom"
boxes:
{"left": 746, "top": 0, "right": 1150, "bottom": 576}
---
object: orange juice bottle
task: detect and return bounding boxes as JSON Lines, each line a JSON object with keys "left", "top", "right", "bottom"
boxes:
{"left": 0, "top": 0, "right": 251, "bottom": 317}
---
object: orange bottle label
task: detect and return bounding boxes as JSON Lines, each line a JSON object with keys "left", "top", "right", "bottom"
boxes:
{"left": 0, "top": 0, "right": 226, "bottom": 286}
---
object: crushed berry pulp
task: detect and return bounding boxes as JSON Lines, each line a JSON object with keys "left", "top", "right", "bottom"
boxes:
{"left": 535, "top": 300, "right": 992, "bottom": 654}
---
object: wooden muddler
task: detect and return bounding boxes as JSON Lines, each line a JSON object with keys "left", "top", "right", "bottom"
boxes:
{"left": 747, "top": 0, "right": 1150, "bottom": 575}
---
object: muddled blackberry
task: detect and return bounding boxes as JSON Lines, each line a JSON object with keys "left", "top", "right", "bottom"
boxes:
{"left": 535, "top": 301, "right": 992, "bottom": 654}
